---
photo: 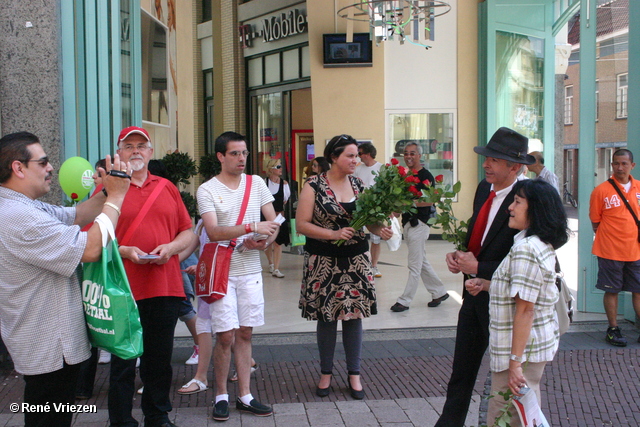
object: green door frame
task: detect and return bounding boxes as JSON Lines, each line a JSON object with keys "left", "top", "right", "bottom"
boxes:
{"left": 481, "top": 0, "right": 638, "bottom": 316}
{"left": 61, "top": 0, "right": 142, "bottom": 169}
{"left": 623, "top": 0, "right": 640, "bottom": 320}
{"left": 576, "top": 0, "right": 598, "bottom": 313}
{"left": 479, "top": 0, "right": 555, "bottom": 171}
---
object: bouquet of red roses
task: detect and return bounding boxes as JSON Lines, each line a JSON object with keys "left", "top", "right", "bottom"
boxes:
{"left": 336, "top": 158, "right": 427, "bottom": 245}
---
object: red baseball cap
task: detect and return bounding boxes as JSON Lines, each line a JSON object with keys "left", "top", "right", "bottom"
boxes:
{"left": 118, "top": 126, "right": 150, "bottom": 144}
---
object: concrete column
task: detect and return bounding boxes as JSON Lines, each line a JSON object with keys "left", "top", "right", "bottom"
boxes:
{"left": 0, "top": 1, "right": 64, "bottom": 204}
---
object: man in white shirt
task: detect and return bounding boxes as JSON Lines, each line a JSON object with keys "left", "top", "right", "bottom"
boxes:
{"left": 528, "top": 151, "right": 560, "bottom": 193}
{"left": 353, "top": 142, "right": 383, "bottom": 277}
{"left": 197, "top": 132, "right": 280, "bottom": 422}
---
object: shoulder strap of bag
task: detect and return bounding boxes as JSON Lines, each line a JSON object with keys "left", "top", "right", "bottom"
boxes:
{"left": 608, "top": 178, "right": 640, "bottom": 223}
{"left": 555, "top": 256, "right": 562, "bottom": 292}
{"left": 119, "top": 179, "right": 169, "bottom": 247}
{"left": 229, "top": 175, "right": 253, "bottom": 248}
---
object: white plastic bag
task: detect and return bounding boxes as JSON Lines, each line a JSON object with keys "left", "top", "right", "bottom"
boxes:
{"left": 385, "top": 216, "right": 403, "bottom": 251}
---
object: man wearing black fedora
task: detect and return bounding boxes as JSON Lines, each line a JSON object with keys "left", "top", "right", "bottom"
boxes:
{"left": 435, "top": 127, "right": 535, "bottom": 427}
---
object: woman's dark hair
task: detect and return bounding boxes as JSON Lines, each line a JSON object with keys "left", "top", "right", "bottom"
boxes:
{"left": 313, "top": 156, "right": 330, "bottom": 174}
{"left": 324, "top": 134, "right": 358, "bottom": 164}
{"left": 514, "top": 179, "right": 570, "bottom": 249}
{"left": 148, "top": 159, "right": 168, "bottom": 178}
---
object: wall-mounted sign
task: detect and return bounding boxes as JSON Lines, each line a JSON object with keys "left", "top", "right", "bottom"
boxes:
{"left": 240, "top": 8, "right": 307, "bottom": 48}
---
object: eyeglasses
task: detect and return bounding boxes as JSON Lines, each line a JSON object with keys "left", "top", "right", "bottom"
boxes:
{"left": 121, "top": 144, "right": 151, "bottom": 152}
{"left": 22, "top": 157, "right": 49, "bottom": 167}
{"left": 272, "top": 164, "right": 282, "bottom": 169}
{"left": 228, "top": 150, "right": 250, "bottom": 158}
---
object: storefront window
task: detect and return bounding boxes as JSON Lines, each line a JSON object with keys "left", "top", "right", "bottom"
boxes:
{"left": 141, "top": 12, "right": 168, "bottom": 125}
{"left": 254, "top": 92, "right": 284, "bottom": 175}
{"left": 388, "top": 112, "right": 455, "bottom": 189}
{"left": 495, "top": 31, "right": 544, "bottom": 144}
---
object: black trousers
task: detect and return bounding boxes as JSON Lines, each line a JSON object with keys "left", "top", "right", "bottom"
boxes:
{"left": 108, "top": 296, "right": 181, "bottom": 427}
{"left": 435, "top": 292, "right": 490, "bottom": 427}
{"left": 23, "top": 361, "right": 81, "bottom": 427}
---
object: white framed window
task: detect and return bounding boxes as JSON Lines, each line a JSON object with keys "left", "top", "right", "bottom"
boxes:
{"left": 387, "top": 111, "right": 457, "bottom": 193}
{"left": 564, "top": 85, "right": 573, "bottom": 125}
{"left": 617, "top": 73, "right": 628, "bottom": 119}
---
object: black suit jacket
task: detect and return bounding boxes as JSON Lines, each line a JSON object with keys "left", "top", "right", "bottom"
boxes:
{"left": 464, "top": 179, "right": 519, "bottom": 282}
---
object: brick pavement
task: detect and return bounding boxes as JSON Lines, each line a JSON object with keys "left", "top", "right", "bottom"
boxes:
{"left": 1, "top": 321, "right": 639, "bottom": 426}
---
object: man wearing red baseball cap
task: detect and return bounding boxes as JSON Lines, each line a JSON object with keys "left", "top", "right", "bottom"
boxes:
{"left": 108, "top": 126, "right": 197, "bottom": 427}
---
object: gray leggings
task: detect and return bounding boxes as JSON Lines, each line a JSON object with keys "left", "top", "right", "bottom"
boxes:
{"left": 317, "top": 318, "right": 363, "bottom": 375}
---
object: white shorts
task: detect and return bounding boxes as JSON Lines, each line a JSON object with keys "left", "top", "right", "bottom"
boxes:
{"left": 195, "top": 272, "right": 265, "bottom": 334}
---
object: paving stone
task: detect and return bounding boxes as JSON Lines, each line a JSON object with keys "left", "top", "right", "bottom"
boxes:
{"left": 272, "top": 402, "right": 305, "bottom": 415}
{"left": 341, "top": 411, "right": 379, "bottom": 426}
{"left": 396, "top": 397, "right": 429, "bottom": 410}
{"left": 335, "top": 400, "right": 370, "bottom": 413}
{"left": 306, "top": 407, "right": 343, "bottom": 425}
{"left": 273, "top": 413, "right": 310, "bottom": 426}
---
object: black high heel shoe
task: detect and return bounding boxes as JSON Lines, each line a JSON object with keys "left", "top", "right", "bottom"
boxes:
{"left": 347, "top": 372, "right": 365, "bottom": 400}
{"left": 316, "top": 372, "right": 332, "bottom": 397}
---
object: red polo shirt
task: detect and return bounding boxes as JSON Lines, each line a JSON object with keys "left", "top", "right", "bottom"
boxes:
{"left": 115, "top": 174, "right": 192, "bottom": 300}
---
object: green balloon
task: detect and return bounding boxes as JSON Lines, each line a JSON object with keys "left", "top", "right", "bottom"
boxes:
{"left": 59, "top": 157, "right": 94, "bottom": 200}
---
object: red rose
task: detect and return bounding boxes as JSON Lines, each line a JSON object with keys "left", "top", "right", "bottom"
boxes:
{"left": 435, "top": 174, "right": 444, "bottom": 183}
{"left": 391, "top": 158, "right": 399, "bottom": 165}
{"left": 412, "top": 169, "right": 419, "bottom": 175}
{"left": 423, "top": 179, "right": 431, "bottom": 186}
{"left": 405, "top": 176, "right": 414, "bottom": 183}
{"left": 71, "top": 193, "right": 78, "bottom": 200}
{"left": 398, "top": 166, "right": 407, "bottom": 176}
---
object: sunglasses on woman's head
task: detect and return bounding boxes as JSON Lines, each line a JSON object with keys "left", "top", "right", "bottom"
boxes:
{"left": 272, "top": 164, "right": 282, "bottom": 169}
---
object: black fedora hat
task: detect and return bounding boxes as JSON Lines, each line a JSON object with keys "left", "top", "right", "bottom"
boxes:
{"left": 473, "top": 127, "right": 535, "bottom": 165}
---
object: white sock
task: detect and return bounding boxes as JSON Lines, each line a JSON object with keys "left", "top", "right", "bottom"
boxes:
{"left": 240, "top": 393, "right": 254, "bottom": 405}
{"left": 215, "top": 394, "right": 229, "bottom": 404}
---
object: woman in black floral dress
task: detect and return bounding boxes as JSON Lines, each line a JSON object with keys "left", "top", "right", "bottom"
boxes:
{"left": 296, "top": 134, "right": 392, "bottom": 399}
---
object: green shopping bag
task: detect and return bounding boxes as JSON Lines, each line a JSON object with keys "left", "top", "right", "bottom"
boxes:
{"left": 290, "top": 219, "right": 306, "bottom": 247}
{"left": 82, "top": 215, "right": 143, "bottom": 360}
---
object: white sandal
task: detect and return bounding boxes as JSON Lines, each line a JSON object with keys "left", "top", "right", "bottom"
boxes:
{"left": 177, "top": 378, "right": 208, "bottom": 395}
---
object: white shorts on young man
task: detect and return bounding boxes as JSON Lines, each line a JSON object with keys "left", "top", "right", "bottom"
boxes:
{"left": 195, "top": 272, "right": 265, "bottom": 334}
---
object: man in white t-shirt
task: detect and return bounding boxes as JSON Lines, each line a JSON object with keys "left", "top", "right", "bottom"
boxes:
{"left": 197, "top": 132, "right": 280, "bottom": 421}
{"left": 353, "top": 142, "right": 383, "bottom": 277}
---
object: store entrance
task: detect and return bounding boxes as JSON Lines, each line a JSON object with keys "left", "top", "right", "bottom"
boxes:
{"left": 249, "top": 85, "right": 313, "bottom": 236}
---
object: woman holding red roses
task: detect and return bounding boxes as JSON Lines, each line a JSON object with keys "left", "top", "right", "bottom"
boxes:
{"left": 296, "top": 134, "right": 392, "bottom": 400}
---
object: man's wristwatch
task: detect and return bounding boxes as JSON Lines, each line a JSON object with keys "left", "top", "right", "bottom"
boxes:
{"left": 509, "top": 354, "right": 523, "bottom": 363}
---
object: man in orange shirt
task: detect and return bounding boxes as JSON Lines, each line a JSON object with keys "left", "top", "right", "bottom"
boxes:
{"left": 590, "top": 149, "right": 640, "bottom": 347}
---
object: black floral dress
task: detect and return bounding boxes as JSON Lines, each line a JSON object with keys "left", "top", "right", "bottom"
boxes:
{"left": 299, "top": 173, "right": 377, "bottom": 321}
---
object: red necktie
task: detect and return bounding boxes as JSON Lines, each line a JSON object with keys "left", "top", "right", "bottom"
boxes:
{"left": 467, "top": 190, "right": 496, "bottom": 257}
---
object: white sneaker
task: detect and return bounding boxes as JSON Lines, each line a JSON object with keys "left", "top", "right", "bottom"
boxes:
{"left": 98, "top": 350, "right": 111, "bottom": 364}
{"left": 268, "top": 264, "right": 275, "bottom": 274}
{"left": 372, "top": 267, "right": 382, "bottom": 278}
{"left": 185, "top": 345, "right": 199, "bottom": 365}
{"left": 137, "top": 386, "right": 143, "bottom": 395}
{"left": 136, "top": 358, "right": 140, "bottom": 368}
{"left": 272, "top": 269, "right": 285, "bottom": 278}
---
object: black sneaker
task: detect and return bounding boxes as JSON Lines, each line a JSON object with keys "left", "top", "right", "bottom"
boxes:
{"left": 236, "top": 398, "right": 273, "bottom": 417}
{"left": 605, "top": 326, "right": 627, "bottom": 347}
{"left": 390, "top": 302, "right": 409, "bottom": 312}
{"left": 428, "top": 292, "right": 450, "bottom": 307}
{"left": 212, "top": 400, "right": 229, "bottom": 422}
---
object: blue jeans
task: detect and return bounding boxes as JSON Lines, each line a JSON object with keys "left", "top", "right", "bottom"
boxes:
{"left": 108, "top": 296, "right": 181, "bottom": 427}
